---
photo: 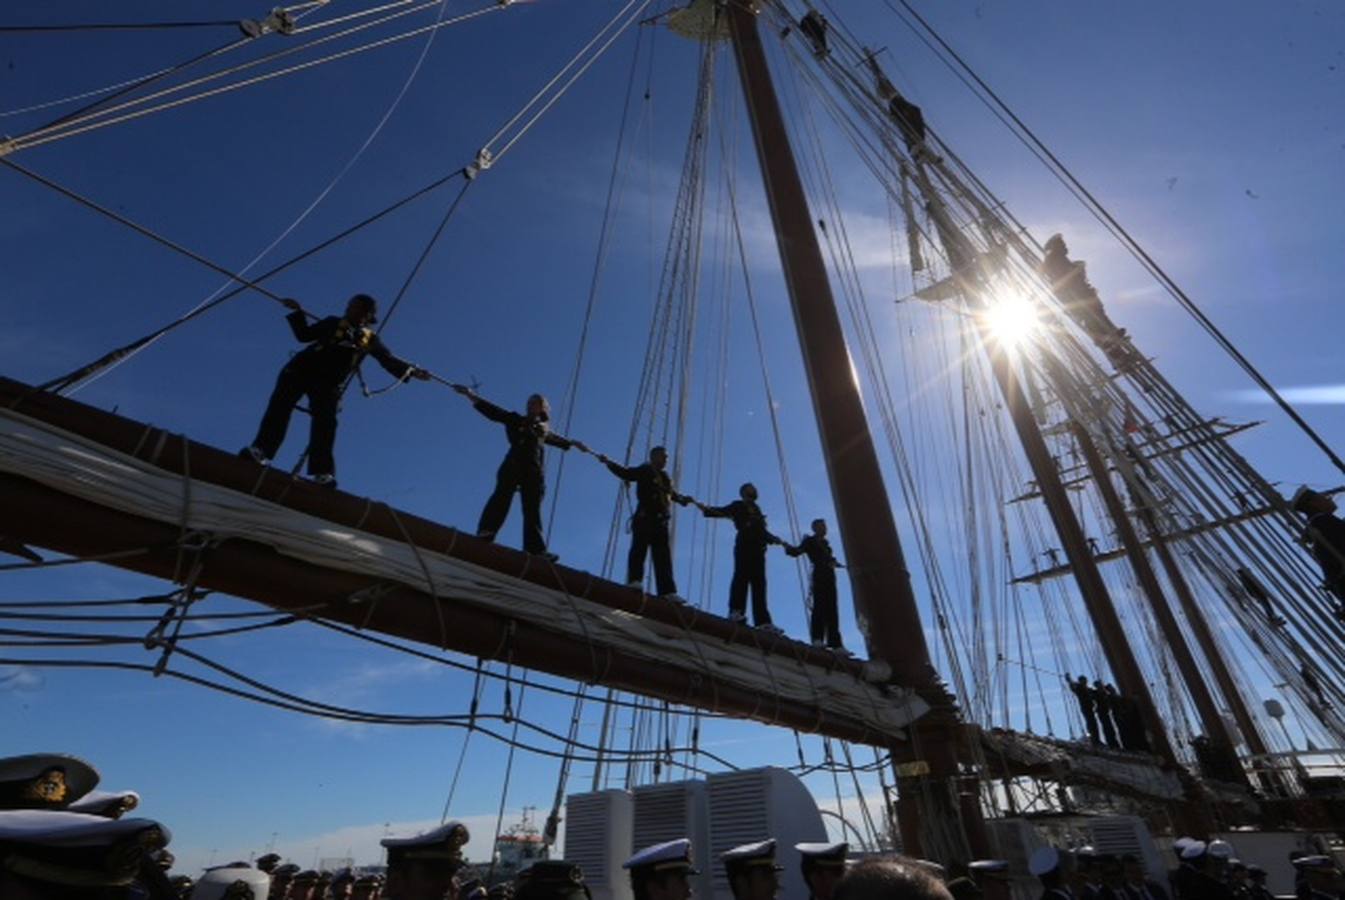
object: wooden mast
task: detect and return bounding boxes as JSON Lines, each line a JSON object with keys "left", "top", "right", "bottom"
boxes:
{"left": 902, "top": 154, "right": 1185, "bottom": 775}
{"left": 1070, "top": 418, "right": 1248, "bottom": 785}
{"left": 723, "top": 2, "right": 985, "bottom": 859}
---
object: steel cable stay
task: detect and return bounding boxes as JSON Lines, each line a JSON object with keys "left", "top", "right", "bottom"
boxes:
{"left": 6, "top": 0, "right": 505, "bottom": 153}
{"left": 0, "top": 2, "right": 426, "bottom": 125}
{"left": 70, "top": 0, "right": 460, "bottom": 395}
{"left": 785, "top": 14, "right": 1339, "bottom": 764}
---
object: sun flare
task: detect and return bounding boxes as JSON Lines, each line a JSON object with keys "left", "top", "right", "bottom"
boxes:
{"left": 981, "top": 291, "right": 1039, "bottom": 347}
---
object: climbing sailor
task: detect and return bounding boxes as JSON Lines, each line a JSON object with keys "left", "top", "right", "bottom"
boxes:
{"left": 1290, "top": 487, "right": 1345, "bottom": 615}
{"left": 456, "top": 387, "right": 586, "bottom": 561}
{"left": 722, "top": 840, "right": 783, "bottom": 900}
{"left": 241, "top": 294, "right": 429, "bottom": 487}
{"left": 381, "top": 820, "right": 469, "bottom": 900}
{"left": 797, "top": 842, "right": 848, "bottom": 900}
{"left": 798, "top": 10, "right": 828, "bottom": 57}
{"left": 784, "top": 519, "right": 846, "bottom": 651}
{"left": 1067, "top": 674, "right": 1100, "bottom": 744}
{"left": 599, "top": 446, "right": 694, "bottom": 600}
{"left": 699, "top": 484, "right": 785, "bottom": 632}
{"left": 625, "top": 839, "right": 698, "bottom": 900}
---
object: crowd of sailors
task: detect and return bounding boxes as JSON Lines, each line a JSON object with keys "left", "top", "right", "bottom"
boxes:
{"left": 225, "top": 293, "right": 1345, "bottom": 659}
{"left": 5, "top": 751, "right": 1343, "bottom": 900}
{"left": 237, "top": 294, "right": 848, "bottom": 652}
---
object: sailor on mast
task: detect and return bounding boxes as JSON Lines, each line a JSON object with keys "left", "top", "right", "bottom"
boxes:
{"left": 698, "top": 485, "right": 785, "bottom": 633}
{"left": 598, "top": 446, "right": 694, "bottom": 600}
{"left": 241, "top": 294, "right": 430, "bottom": 487}
{"left": 784, "top": 519, "right": 846, "bottom": 651}
{"left": 1290, "top": 487, "right": 1345, "bottom": 619}
{"left": 456, "top": 388, "right": 586, "bottom": 562}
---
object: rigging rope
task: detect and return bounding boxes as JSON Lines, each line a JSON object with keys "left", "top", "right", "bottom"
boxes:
{"left": 70, "top": 0, "right": 460, "bottom": 395}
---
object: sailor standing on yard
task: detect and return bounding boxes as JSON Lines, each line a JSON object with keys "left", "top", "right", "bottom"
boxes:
{"left": 598, "top": 446, "right": 694, "bottom": 600}
{"left": 241, "top": 294, "right": 429, "bottom": 487}
{"left": 784, "top": 519, "right": 846, "bottom": 651}
{"left": 1067, "top": 674, "right": 1101, "bottom": 743}
{"left": 456, "top": 387, "right": 586, "bottom": 561}
{"left": 698, "top": 484, "right": 785, "bottom": 633}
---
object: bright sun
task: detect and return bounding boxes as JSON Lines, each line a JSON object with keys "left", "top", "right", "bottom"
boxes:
{"left": 981, "top": 291, "right": 1039, "bottom": 347}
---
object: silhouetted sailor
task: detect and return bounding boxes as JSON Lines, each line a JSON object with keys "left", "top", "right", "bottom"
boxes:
{"left": 722, "top": 840, "right": 782, "bottom": 900}
{"left": 242, "top": 294, "right": 428, "bottom": 487}
{"left": 625, "top": 839, "right": 697, "bottom": 900}
{"left": 457, "top": 388, "right": 586, "bottom": 561}
{"left": 968, "top": 861, "right": 1012, "bottom": 900}
{"left": 797, "top": 843, "right": 848, "bottom": 900}
{"left": 1067, "top": 674, "right": 1100, "bottom": 743}
{"left": 0, "top": 752, "right": 99, "bottom": 811}
{"left": 1122, "top": 854, "right": 1169, "bottom": 900}
{"left": 195, "top": 865, "right": 270, "bottom": 900}
{"left": 699, "top": 484, "right": 784, "bottom": 632}
{"left": 381, "top": 820, "right": 469, "bottom": 900}
{"left": 599, "top": 447, "right": 693, "bottom": 599}
{"left": 1244, "top": 867, "right": 1271, "bottom": 900}
{"left": 799, "top": 11, "right": 828, "bottom": 56}
{"left": 0, "top": 808, "right": 171, "bottom": 899}
{"left": 1292, "top": 487, "right": 1345, "bottom": 605}
{"left": 785, "top": 519, "right": 845, "bottom": 651}
{"left": 515, "top": 862, "right": 591, "bottom": 900}
{"left": 1029, "top": 848, "right": 1073, "bottom": 900}
{"left": 1094, "top": 680, "right": 1121, "bottom": 749}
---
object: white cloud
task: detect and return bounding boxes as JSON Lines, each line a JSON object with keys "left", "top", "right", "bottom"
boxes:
{"left": 0, "top": 665, "right": 43, "bottom": 692}
{"left": 1223, "top": 384, "right": 1345, "bottom": 405}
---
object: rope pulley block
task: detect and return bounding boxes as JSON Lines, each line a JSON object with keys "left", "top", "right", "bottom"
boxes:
{"left": 239, "top": 6, "right": 297, "bottom": 39}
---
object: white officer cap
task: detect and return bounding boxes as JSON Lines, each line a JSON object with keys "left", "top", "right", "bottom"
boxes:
{"left": 1028, "top": 848, "right": 1062, "bottom": 877}
{"left": 969, "top": 860, "right": 1011, "bottom": 878}
{"left": 381, "top": 820, "right": 470, "bottom": 864}
{"left": 1180, "top": 841, "right": 1207, "bottom": 860}
{"left": 0, "top": 809, "right": 170, "bottom": 887}
{"left": 68, "top": 789, "right": 140, "bottom": 819}
{"left": 722, "top": 839, "right": 782, "bottom": 872}
{"left": 624, "top": 838, "right": 698, "bottom": 874}
{"left": 1172, "top": 837, "right": 1196, "bottom": 851}
{"left": 1293, "top": 856, "right": 1339, "bottom": 873}
{"left": 0, "top": 753, "right": 100, "bottom": 810}
{"left": 1206, "top": 840, "right": 1233, "bottom": 861}
{"left": 191, "top": 866, "right": 270, "bottom": 900}
{"left": 796, "top": 842, "right": 848, "bottom": 868}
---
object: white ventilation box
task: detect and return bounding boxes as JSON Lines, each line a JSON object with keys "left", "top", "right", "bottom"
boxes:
{"left": 706, "top": 767, "right": 827, "bottom": 900}
{"left": 564, "top": 790, "right": 634, "bottom": 900}
{"left": 1080, "top": 816, "right": 1163, "bottom": 882}
{"left": 633, "top": 781, "right": 713, "bottom": 900}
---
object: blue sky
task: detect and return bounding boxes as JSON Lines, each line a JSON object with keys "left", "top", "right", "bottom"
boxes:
{"left": 2, "top": 0, "right": 1344, "bottom": 875}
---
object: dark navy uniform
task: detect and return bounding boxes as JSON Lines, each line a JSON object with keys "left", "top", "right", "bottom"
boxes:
{"left": 606, "top": 460, "right": 691, "bottom": 596}
{"left": 1304, "top": 511, "right": 1345, "bottom": 600}
{"left": 785, "top": 535, "right": 843, "bottom": 648}
{"left": 1068, "top": 676, "right": 1100, "bottom": 743}
{"left": 473, "top": 398, "right": 576, "bottom": 555}
{"left": 702, "top": 498, "right": 781, "bottom": 627}
{"left": 1094, "top": 681, "right": 1120, "bottom": 748}
{"left": 250, "top": 310, "right": 414, "bottom": 478}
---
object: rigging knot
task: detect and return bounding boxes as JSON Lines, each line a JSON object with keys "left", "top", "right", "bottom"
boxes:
{"left": 0, "top": 137, "right": 15, "bottom": 159}
{"left": 239, "top": 7, "right": 297, "bottom": 39}
{"left": 464, "top": 148, "right": 494, "bottom": 181}
{"left": 176, "top": 530, "right": 216, "bottom": 554}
